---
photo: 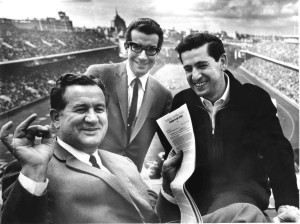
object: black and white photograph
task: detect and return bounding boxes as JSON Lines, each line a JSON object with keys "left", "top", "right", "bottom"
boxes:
{"left": 0, "top": 0, "right": 299, "bottom": 223}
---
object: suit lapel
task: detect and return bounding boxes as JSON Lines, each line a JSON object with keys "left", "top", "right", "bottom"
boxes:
{"left": 53, "top": 144, "right": 134, "bottom": 205}
{"left": 100, "top": 150, "right": 157, "bottom": 220}
{"left": 115, "top": 62, "right": 128, "bottom": 130}
{"left": 130, "top": 76, "right": 155, "bottom": 142}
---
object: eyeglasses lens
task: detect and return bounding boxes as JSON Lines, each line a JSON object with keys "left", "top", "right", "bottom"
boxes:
{"left": 129, "top": 42, "right": 157, "bottom": 56}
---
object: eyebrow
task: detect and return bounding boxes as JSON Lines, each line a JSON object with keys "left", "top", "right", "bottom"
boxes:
{"left": 195, "top": 61, "right": 209, "bottom": 66}
{"left": 72, "top": 102, "right": 106, "bottom": 108}
{"left": 131, "top": 41, "right": 157, "bottom": 48}
{"left": 183, "top": 65, "right": 192, "bottom": 70}
{"left": 183, "top": 61, "right": 209, "bottom": 69}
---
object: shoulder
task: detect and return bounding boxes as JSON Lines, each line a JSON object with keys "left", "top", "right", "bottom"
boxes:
{"left": 148, "top": 75, "right": 172, "bottom": 96}
{"left": 85, "top": 61, "right": 125, "bottom": 78}
{"left": 240, "top": 83, "right": 271, "bottom": 102}
{"left": 173, "top": 88, "right": 195, "bottom": 102}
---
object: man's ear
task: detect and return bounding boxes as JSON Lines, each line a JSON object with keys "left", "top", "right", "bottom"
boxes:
{"left": 219, "top": 53, "right": 228, "bottom": 71}
{"left": 50, "top": 109, "right": 60, "bottom": 129}
{"left": 124, "top": 42, "right": 129, "bottom": 53}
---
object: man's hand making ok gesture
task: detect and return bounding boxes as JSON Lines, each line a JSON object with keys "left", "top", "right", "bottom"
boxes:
{"left": 0, "top": 114, "right": 53, "bottom": 182}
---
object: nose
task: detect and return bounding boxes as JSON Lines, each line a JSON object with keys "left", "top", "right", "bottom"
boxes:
{"left": 191, "top": 69, "right": 202, "bottom": 81}
{"left": 138, "top": 50, "right": 148, "bottom": 60}
{"left": 85, "top": 109, "right": 99, "bottom": 123}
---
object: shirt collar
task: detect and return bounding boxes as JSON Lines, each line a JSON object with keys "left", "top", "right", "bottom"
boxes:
{"left": 200, "top": 73, "right": 230, "bottom": 106}
{"left": 126, "top": 60, "right": 148, "bottom": 91}
{"left": 57, "top": 137, "right": 104, "bottom": 168}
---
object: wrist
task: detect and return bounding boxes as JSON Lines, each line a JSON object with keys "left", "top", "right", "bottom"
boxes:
{"left": 21, "top": 165, "right": 47, "bottom": 182}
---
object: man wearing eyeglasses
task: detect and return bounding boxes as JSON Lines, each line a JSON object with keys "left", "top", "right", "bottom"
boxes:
{"left": 85, "top": 18, "right": 173, "bottom": 172}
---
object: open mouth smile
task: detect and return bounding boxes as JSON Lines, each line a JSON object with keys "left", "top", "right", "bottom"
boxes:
{"left": 194, "top": 81, "right": 207, "bottom": 87}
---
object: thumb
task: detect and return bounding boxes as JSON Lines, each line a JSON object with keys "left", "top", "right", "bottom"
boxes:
{"left": 163, "top": 150, "right": 183, "bottom": 171}
{"left": 168, "top": 150, "right": 183, "bottom": 165}
{"left": 41, "top": 125, "right": 53, "bottom": 145}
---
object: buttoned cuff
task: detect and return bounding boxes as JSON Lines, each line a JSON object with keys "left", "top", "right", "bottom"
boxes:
{"left": 19, "top": 172, "right": 48, "bottom": 196}
{"left": 161, "top": 186, "right": 176, "bottom": 204}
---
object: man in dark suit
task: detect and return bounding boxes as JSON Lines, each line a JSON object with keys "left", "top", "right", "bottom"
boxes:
{"left": 0, "top": 73, "right": 180, "bottom": 223}
{"left": 85, "top": 18, "right": 173, "bottom": 171}
{"left": 157, "top": 33, "right": 299, "bottom": 222}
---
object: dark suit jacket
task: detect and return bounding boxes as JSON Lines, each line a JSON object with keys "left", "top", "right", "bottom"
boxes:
{"left": 158, "top": 70, "right": 299, "bottom": 220}
{"left": 85, "top": 61, "right": 173, "bottom": 171}
{"left": 1, "top": 142, "right": 160, "bottom": 223}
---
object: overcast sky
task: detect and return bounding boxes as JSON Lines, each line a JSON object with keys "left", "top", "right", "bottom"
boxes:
{"left": 0, "top": 0, "right": 298, "bottom": 36}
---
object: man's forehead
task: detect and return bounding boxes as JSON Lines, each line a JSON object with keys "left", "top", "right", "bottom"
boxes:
{"left": 65, "top": 84, "right": 102, "bottom": 93}
{"left": 181, "top": 44, "right": 212, "bottom": 64}
{"left": 130, "top": 30, "right": 159, "bottom": 45}
{"left": 64, "top": 85, "right": 104, "bottom": 101}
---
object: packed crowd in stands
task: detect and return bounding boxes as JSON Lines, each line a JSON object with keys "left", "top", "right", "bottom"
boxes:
{"left": 1, "top": 33, "right": 299, "bottom": 113}
{"left": 0, "top": 29, "right": 114, "bottom": 61}
{"left": 242, "top": 57, "right": 299, "bottom": 103}
{"left": 0, "top": 50, "right": 122, "bottom": 113}
{"left": 240, "top": 39, "right": 299, "bottom": 104}
{"left": 245, "top": 40, "right": 299, "bottom": 66}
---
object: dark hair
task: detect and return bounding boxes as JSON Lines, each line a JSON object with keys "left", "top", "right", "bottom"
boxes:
{"left": 50, "top": 73, "right": 109, "bottom": 111}
{"left": 175, "top": 33, "right": 225, "bottom": 63}
{"left": 125, "top": 18, "right": 164, "bottom": 51}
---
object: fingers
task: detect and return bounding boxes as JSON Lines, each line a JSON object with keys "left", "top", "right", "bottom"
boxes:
{"left": 274, "top": 209, "right": 300, "bottom": 222}
{"left": 162, "top": 150, "right": 183, "bottom": 174}
{"left": 0, "top": 120, "right": 14, "bottom": 148}
{"left": 272, "top": 216, "right": 281, "bottom": 223}
{"left": 14, "top": 113, "right": 37, "bottom": 138}
{"left": 166, "top": 150, "right": 183, "bottom": 167}
{"left": 27, "top": 125, "right": 51, "bottom": 137}
{"left": 27, "top": 125, "right": 53, "bottom": 144}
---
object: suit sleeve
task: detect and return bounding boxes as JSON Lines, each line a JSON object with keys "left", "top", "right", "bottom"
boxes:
{"left": 84, "top": 64, "right": 103, "bottom": 79}
{"left": 155, "top": 192, "right": 180, "bottom": 223}
{"left": 157, "top": 90, "right": 174, "bottom": 159}
{"left": 1, "top": 161, "right": 48, "bottom": 224}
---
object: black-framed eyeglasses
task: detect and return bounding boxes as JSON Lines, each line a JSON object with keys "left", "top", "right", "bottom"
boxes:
{"left": 125, "top": 41, "right": 160, "bottom": 56}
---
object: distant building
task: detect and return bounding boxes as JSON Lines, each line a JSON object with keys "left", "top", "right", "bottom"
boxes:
{"left": 111, "top": 10, "right": 126, "bottom": 37}
{"left": 0, "top": 12, "right": 73, "bottom": 32}
{"left": 189, "top": 29, "right": 199, "bottom": 35}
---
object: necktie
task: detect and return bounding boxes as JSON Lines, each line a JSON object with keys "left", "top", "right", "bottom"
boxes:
{"left": 127, "top": 78, "right": 140, "bottom": 143}
{"left": 89, "top": 155, "right": 100, "bottom": 169}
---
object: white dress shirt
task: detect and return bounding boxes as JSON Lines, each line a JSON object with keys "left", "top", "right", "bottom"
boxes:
{"left": 200, "top": 73, "right": 230, "bottom": 134}
{"left": 126, "top": 60, "right": 149, "bottom": 121}
{"left": 57, "top": 137, "right": 109, "bottom": 172}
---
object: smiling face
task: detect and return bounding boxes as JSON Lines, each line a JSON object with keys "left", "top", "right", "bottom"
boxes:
{"left": 52, "top": 85, "right": 108, "bottom": 154}
{"left": 127, "top": 29, "right": 159, "bottom": 77}
{"left": 181, "top": 43, "right": 227, "bottom": 103}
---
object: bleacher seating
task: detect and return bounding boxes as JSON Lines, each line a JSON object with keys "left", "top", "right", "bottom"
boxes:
{"left": 0, "top": 29, "right": 114, "bottom": 61}
{"left": 241, "top": 40, "right": 299, "bottom": 104}
{"left": 0, "top": 51, "right": 122, "bottom": 113}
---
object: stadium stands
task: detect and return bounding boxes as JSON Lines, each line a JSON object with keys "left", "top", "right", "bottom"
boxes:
{"left": 0, "top": 50, "right": 122, "bottom": 113}
{"left": 241, "top": 39, "right": 299, "bottom": 103}
{"left": 246, "top": 40, "right": 299, "bottom": 66}
{"left": 0, "top": 29, "right": 113, "bottom": 61}
{"left": 0, "top": 33, "right": 299, "bottom": 113}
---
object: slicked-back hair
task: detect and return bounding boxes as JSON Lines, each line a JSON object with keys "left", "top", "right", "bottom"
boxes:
{"left": 50, "top": 73, "right": 109, "bottom": 111}
{"left": 125, "top": 18, "right": 164, "bottom": 51}
{"left": 175, "top": 33, "right": 225, "bottom": 63}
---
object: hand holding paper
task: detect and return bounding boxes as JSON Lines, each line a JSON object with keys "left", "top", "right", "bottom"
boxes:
{"left": 157, "top": 104, "right": 203, "bottom": 223}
